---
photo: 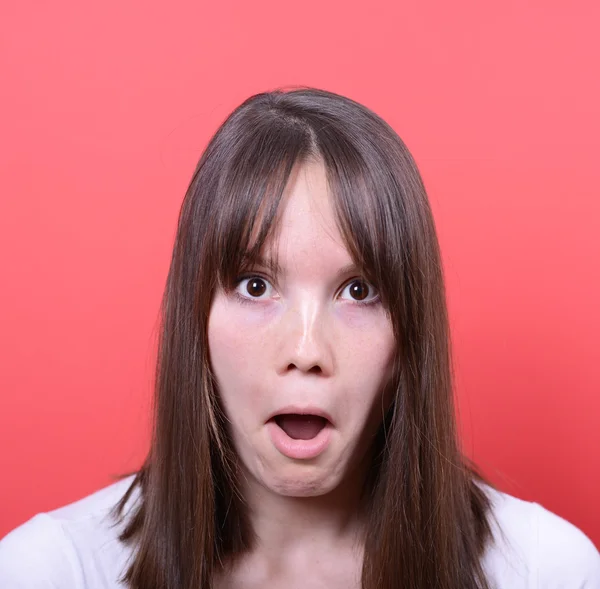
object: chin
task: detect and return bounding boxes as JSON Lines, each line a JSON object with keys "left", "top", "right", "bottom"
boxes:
{"left": 256, "top": 457, "right": 347, "bottom": 498}
{"left": 237, "top": 432, "right": 371, "bottom": 499}
{"left": 266, "top": 473, "right": 340, "bottom": 498}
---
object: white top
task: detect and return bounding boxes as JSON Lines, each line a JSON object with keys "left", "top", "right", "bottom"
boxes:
{"left": 1, "top": 475, "right": 599, "bottom": 588}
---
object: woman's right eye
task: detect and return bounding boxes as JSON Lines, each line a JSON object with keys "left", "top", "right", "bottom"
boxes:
{"left": 235, "top": 276, "right": 274, "bottom": 300}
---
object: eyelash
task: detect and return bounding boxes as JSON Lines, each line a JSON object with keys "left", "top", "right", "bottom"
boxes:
{"left": 232, "top": 274, "right": 381, "bottom": 308}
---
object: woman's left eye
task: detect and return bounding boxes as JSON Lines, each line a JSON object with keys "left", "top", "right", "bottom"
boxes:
{"left": 339, "top": 279, "right": 379, "bottom": 304}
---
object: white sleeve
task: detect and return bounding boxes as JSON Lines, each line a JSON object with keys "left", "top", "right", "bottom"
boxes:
{"left": 0, "top": 513, "right": 84, "bottom": 588}
{"left": 534, "top": 502, "right": 600, "bottom": 588}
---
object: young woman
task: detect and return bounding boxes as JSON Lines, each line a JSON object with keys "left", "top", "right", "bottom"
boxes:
{"left": 1, "top": 87, "right": 598, "bottom": 589}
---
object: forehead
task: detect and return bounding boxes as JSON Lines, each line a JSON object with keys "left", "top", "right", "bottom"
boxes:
{"left": 259, "top": 160, "right": 351, "bottom": 266}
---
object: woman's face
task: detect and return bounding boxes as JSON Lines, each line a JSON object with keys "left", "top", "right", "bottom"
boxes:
{"left": 207, "top": 159, "right": 396, "bottom": 498}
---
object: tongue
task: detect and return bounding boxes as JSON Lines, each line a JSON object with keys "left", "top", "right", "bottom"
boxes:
{"left": 276, "top": 415, "right": 327, "bottom": 440}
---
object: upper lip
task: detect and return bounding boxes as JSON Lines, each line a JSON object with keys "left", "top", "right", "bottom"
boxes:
{"left": 267, "top": 406, "right": 334, "bottom": 427}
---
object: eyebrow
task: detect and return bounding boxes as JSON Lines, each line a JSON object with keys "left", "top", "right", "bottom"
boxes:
{"left": 241, "top": 254, "right": 363, "bottom": 281}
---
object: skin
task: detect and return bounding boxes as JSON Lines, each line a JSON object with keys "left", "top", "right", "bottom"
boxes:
{"left": 208, "top": 158, "right": 396, "bottom": 588}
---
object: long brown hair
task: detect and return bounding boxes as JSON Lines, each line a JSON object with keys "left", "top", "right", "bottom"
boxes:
{"left": 110, "top": 86, "right": 499, "bottom": 589}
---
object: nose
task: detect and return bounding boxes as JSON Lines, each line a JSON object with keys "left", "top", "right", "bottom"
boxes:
{"left": 277, "top": 296, "right": 334, "bottom": 376}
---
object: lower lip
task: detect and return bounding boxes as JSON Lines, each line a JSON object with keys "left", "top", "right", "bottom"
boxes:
{"left": 266, "top": 419, "right": 332, "bottom": 460}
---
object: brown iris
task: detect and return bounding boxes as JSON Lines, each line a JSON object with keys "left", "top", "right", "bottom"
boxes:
{"left": 348, "top": 279, "right": 369, "bottom": 301}
{"left": 246, "top": 278, "right": 267, "bottom": 297}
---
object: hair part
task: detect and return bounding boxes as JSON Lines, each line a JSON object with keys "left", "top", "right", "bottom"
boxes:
{"left": 109, "top": 85, "right": 500, "bottom": 589}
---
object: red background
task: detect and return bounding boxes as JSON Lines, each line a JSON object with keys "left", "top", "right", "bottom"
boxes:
{"left": 1, "top": 1, "right": 598, "bottom": 546}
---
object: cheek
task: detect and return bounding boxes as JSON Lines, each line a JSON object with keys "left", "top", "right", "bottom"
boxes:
{"left": 207, "top": 297, "right": 270, "bottom": 415}
{"left": 337, "top": 307, "right": 395, "bottom": 375}
{"left": 209, "top": 297, "right": 253, "bottom": 367}
{"left": 335, "top": 311, "right": 396, "bottom": 420}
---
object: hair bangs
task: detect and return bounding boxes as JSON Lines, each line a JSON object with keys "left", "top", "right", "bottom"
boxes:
{"left": 316, "top": 131, "right": 408, "bottom": 322}
{"left": 206, "top": 120, "right": 320, "bottom": 292}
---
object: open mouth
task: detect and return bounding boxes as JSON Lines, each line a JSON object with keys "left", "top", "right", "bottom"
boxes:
{"left": 267, "top": 412, "right": 332, "bottom": 459}
{"left": 273, "top": 414, "right": 329, "bottom": 440}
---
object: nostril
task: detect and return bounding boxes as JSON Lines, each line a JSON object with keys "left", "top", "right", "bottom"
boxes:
{"left": 287, "top": 363, "right": 323, "bottom": 374}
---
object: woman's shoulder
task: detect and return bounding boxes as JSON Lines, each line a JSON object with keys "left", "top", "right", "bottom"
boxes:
{"left": 0, "top": 474, "right": 139, "bottom": 589}
{"left": 477, "top": 481, "right": 600, "bottom": 588}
